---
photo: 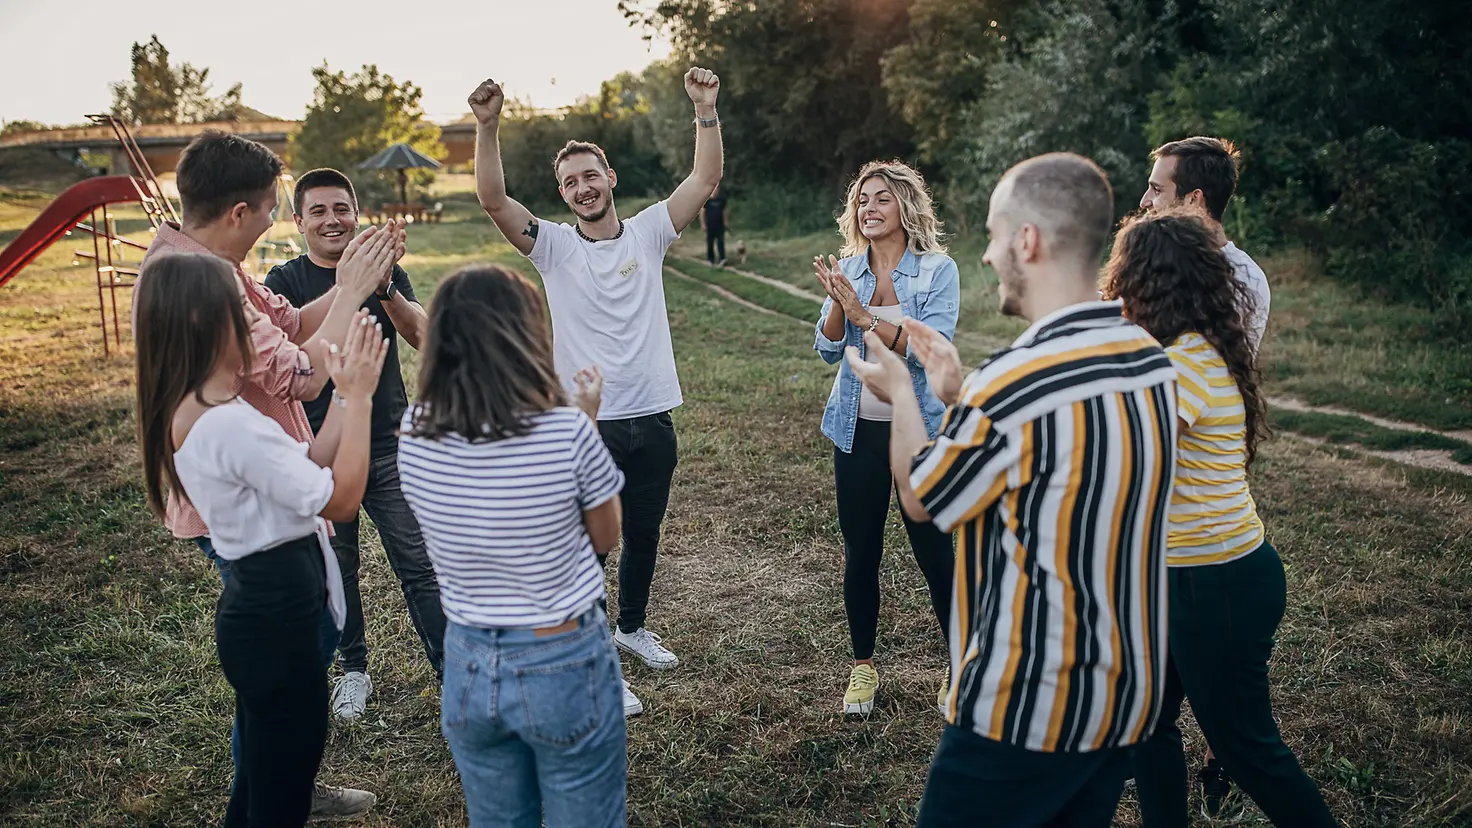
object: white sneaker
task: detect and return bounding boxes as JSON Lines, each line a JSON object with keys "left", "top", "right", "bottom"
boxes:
{"left": 310, "top": 783, "right": 376, "bottom": 821}
{"left": 614, "top": 627, "right": 679, "bottom": 670}
{"left": 330, "top": 672, "right": 373, "bottom": 722}
{"left": 622, "top": 679, "right": 644, "bottom": 717}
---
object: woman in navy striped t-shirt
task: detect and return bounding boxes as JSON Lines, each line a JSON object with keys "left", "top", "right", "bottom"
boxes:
{"left": 397, "top": 264, "right": 627, "bottom": 828}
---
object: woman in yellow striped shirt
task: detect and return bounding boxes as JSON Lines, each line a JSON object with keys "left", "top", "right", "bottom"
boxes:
{"left": 1102, "top": 210, "right": 1338, "bottom": 828}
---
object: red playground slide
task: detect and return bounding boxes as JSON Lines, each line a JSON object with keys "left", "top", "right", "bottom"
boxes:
{"left": 0, "top": 176, "right": 147, "bottom": 290}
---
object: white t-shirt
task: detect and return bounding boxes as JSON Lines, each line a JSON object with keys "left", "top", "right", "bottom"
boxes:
{"left": 397, "top": 407, "right": 625, "bottom": 629}
{"left": 857, "top": 304, "right": 906, "bottom": 421}
{"left": 172, "top": 399, "right": 346, "bottom": 629}
{"left": 526, "top": 201, "right": 682, "bottom": 420}
{"left": 1222, "top": 241, "right": 1270, "bottom": 352}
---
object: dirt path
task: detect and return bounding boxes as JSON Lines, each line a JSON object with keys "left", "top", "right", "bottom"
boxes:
{"left": 663, "top": 265, "right": 807, "bottom": 326}
{"left": 673, "top": 255, "right": 827, "bottom": 303}
{"left": 1270, "top": 395, "right": 1472, "bottom": 444}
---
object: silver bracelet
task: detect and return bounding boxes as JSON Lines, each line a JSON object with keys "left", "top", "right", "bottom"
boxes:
{"left": 865, "top": 314, "right": 879, "bottom": 334}
{"left": 331, "top": 390, "right": 348, "bottom": 409}
{"left": 695, "top": 112, "right": 720, "bottom": 128}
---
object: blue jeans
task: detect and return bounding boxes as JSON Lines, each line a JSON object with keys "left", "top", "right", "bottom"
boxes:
{"left": 442, "top": 608, "right": 628, "bottom": 828}
{"left": 196, "top": 537, "right": 340, "bottom": 787}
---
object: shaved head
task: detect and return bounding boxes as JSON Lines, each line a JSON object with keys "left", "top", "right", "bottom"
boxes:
{"left": 992, "top": 153, "right": 1115, "bottom": 266}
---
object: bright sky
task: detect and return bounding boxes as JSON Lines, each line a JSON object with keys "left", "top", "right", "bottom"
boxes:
{"left": 0, "top": 0, "right": 671, "bottom": 127}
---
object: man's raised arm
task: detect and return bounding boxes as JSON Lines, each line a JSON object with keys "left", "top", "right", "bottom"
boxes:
{"left": 666, "top": 68, "right": 724, "bottom": 234}
{"left": 469, "top": 78, "right": 539, "bottom": 256}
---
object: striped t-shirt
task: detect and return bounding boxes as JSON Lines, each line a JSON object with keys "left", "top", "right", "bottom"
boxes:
{"left": 1165, "top": 333, "right": 1265, "bottom": 566}
{"left": 911, "top": 301, "right": 1178, "bottom": 753}
{"left": 396, "top": 406, "right": 624, "bottom": 629}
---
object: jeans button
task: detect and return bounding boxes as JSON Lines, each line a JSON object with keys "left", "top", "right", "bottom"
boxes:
{"left": 468, "top": 662, "right": 478, "bottom": 674}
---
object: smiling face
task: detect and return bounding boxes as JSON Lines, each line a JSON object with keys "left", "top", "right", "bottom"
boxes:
{"left": 295, "top": 185, "right": 358, "bottom": 262}
{"left": 857, "top": 175, "right": 903, "bottom": 245}
{"left": 556, "top": 152, "right": 617, "bottom": 223}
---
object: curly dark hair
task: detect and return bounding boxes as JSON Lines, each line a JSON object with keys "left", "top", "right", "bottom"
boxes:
{"left": 1100, "top": 210, "right": 1269, "bottom": 466}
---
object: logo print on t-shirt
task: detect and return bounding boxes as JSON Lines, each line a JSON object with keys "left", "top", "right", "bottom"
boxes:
{"left": 619, "top": 258, "right": 640, "bottom": 279}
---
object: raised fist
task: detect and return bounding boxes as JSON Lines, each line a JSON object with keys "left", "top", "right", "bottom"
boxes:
{"left": 684, "top": 67, "right": 720, "bottom": 109}
{"left": 468, "top": 79, "right": 505, "bottom": 125}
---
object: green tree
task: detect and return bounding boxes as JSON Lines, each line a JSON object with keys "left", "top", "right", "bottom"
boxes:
{"left": 109, "top": 35, "right": 243, "bottom": 124}
{"left": 0, "top": 120, "right": 52, "bottom": 137}
{"left": 288, "top": 64, "right": 447, "bottom": 208}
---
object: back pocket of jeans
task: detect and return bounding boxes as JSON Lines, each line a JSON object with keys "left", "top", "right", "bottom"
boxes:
{"left": 513, "top": 654, "right": 602, "bottom": 747}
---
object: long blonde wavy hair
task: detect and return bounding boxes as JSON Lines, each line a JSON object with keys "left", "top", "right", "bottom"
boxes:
{"left": 837, "top": 160, "right": 947, "bottom": 258}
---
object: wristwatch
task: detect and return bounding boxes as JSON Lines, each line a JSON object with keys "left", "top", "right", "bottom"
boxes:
{"left": 375, "top": 280, "right": 396, "bottom": 301}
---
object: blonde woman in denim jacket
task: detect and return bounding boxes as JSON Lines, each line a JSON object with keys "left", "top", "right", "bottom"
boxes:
{"left": 813, "top": 160, "right": 960, "bottom": 717}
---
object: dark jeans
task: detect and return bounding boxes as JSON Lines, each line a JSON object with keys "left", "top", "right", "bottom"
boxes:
{"left": 196, "top": 537, "right": 338, "bottom": 792}
{"left": 917, "top": 725, "right": 1129, "bottom": 828}
{"left": 706, "top": 226, "right": 726, "bottom": 263}
{"left": 332, "top": 451, "right": 446, "bottom": 677}
{"left": 835, "top": 418, "right": 954, "bottom": 660}
{"left": 596, "top": 411, "right": 679, "bottom": 634}
{"left": 215, "top": 535, "right": 331, "bottom": 827}
{"left": 1133, "top": 542, "right": 1339, "bottom": 828}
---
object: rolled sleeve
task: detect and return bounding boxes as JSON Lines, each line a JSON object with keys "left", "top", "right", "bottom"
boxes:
{"left": 906, "top": 258, "right": 960, "bottom": 362}
{"left": 246, "top": 309, "right": 317, "bottom": 402}
{"left": 909, "top": 403, "right": 1016, "bottom": 533}
{"left": 814, "top": 296, "right": 847, "bottom": 365}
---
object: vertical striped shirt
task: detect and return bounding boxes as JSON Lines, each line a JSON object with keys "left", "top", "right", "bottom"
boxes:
{"left": 1165, "top": 333, "right": 1264, "bottom": 566}
{"left": 397, "top": 407, "right": 624, "bottom": 629}
{"left": 911, "top": 301, "right": 1178, "bottom": 753}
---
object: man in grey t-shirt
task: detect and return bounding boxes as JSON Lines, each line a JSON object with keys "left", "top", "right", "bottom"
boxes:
{"left": 466, "top": 67, "right": 725, "bottom": 719}
{"left": 1142, "top": 136, "right": 1271, "bottom": 352}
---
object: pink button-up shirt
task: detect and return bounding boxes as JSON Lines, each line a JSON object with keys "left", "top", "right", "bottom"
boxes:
{"left": 135, "top": 223, "right": 321, "bottom": 539}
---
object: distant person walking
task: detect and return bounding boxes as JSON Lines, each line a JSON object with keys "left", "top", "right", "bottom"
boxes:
{"left": 1104, "top": 210, "right": 1339, "bottom": 828}
{"left": 134, "top": 252, "right": 387, "bottom": 827}
{"left": 701, "top": 184, "right": 728, "bottom": 266}
{"left": 398, "top": 265, "right": 629, "bottom": 828}
{"left": 811, "top": 160, "right": 959, "bottom": 717}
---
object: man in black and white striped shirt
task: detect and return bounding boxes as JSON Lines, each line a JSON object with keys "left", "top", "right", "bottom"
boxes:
{"left": 848, "top": 154, "right": 1178, "bottom": 828}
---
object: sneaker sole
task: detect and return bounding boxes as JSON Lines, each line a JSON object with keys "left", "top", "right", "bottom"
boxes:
{"left": 843, "top": 699, "right": 875, "bottom": 715}
{"left": 624, "top": 701, "right": 644, "bottom": 717}
{"left": 614, "top": 639, "right": 679, "bottom": 670}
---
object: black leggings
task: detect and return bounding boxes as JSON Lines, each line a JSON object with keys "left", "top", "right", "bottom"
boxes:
{"left": 216, "top": 535, "right": 331, "bottom": 828}
{"left": 835, "top": 418, "right": 954, "bottom": 661}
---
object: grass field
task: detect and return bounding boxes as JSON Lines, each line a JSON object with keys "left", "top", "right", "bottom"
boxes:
{"left": 2, "top": 177, "right": 1471, "bottom": 827}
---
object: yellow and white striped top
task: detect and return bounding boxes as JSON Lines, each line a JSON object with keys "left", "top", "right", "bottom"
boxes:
{"left": 1166, "top": 333, "right": 1265, "bottom": 567}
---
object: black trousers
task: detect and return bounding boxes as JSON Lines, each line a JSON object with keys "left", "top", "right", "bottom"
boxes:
{"left": 597, "top": 411, "right": 679, "bottom": 634}
{"left": 215, "top": 535, "right": 331, "bottom": 828}
{"left": 835, "top": 418, "right": 954, "bottom": 660}
{"left": 917, "top": 725, "right": 1130, "bottom": 828}
{"left": 332, "top": 451, "right": 446, "bottom": 678}
{"left": 1133, "top": 542, "right": 1338, "bottom": 828}
{"left": 706, "top": 225, "right": 726, "bottom": 263}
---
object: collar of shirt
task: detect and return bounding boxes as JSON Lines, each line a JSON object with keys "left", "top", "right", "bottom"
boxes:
{"left": 1011, "top": 299, "right": 1126, "bottom": 348}
{"left": 154, "top": 222, "right": 268, "bottom": 304}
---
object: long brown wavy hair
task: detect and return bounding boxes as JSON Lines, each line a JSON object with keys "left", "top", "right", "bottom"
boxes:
{"left": 408, "top": 264, "right": 565, "bottom": 441}
{"left": 1100, "top": 210, "right": 1269, "bottom": 465}
{"left": 134, "top": 252, "right": 253, "bottom": 516}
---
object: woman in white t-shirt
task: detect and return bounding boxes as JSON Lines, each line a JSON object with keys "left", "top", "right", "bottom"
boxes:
{"left": 396, "top": 264, "right": 628, "bottom": 828}
{"left": 134, "top": 252, "right": 387, "bottom": 827}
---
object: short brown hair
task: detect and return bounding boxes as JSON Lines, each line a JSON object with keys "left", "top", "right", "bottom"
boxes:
{"left": 293, "top": 168, "right": 358, "bottom": 215}
{"left": 133, "top": 252, "right": 253, "bottom": 517}
{"left": 999, "top": 153, "right": 1115, "bottom": 265}
{"left": 552, "top": 140, "right": 609, "bottom": 179}
{"left": 175, "top": 130, "right": 283, "bottom": 225}
{"left": 1151, "top": 136, "right": 1241, "bottom": 221}
{"left": 408, "top": 265, "right": 565, "bottom": 442}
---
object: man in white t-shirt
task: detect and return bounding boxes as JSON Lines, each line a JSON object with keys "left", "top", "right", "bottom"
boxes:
{"left": 1139, "top": 134, "right": 1270, "bottom": 820}
{"left": 1141, "top": 136, "right": 1271, "bottom": 352}
{"left": 467, "top": 67, "right": 723, "bottom": 717}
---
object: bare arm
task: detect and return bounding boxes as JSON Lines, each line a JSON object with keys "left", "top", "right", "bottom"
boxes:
{"left": 308, "top": 311, "right": 390, "bottom": 522}
{"left": 381, "top": 296, "right": 427, "bottom": 351}
{"left": 293, "top": 286, "right": 338, "bottom": 344}
{"left": 295, "top": 228, "right": 394, "bottom": 398}
{"left": 468, "top": 79, "right": 539, "bottom": 256}
{"left": 584, "top": 497, "right": 623, "bottom": 557}
{"left": 666, "top": 68, "right": 724, "bottom": 234}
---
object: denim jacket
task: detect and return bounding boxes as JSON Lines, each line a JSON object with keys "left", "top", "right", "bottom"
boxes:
{"left": 814, "top": 249, "right": 961, "bottom": 453}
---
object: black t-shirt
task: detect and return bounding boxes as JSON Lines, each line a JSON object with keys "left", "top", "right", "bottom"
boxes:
{"left": 264, "top": 255, "right": 417, "bottom": 458}
{"left": 703, "top": 194, "right": 727, "bottom": 229}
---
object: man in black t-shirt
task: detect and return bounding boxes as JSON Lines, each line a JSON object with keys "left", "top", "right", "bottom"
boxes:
{"left": 265, "top": 168, "right": 446, "bottom": 723}
{"left": 701, "top": 184, "right": 728, "bottom": 266}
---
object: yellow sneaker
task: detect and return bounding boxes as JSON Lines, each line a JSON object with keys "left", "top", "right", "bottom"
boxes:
{"left": 936, "top": 666, "right": 950, "bottom": 716}
{"left": 844, "top": 663, "right": 879, "bottom": 715}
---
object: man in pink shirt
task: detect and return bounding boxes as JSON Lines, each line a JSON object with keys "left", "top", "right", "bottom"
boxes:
{"left": 135, "top": 130, "right": 397, "bottom": 821}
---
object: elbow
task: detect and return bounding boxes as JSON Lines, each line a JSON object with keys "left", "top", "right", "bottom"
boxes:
{"left": 898, "top": 488, "right": 932, "bottom": 525}
{"left": 817, "top": 346, "right": 843, "bottom": 365}
{"left": 320, "top": 499, "right": 360, "bottom": 523}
